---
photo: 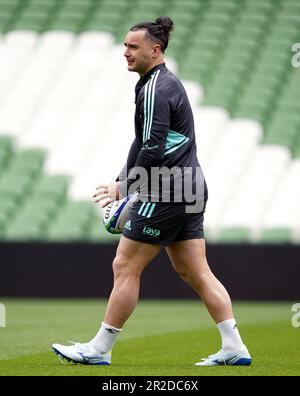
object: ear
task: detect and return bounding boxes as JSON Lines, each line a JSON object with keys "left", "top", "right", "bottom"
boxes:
{"left": 153, "top": 44, "right": 161, "bottom": 57}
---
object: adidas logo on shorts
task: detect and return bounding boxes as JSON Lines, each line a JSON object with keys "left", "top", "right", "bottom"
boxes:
{"left": 124, "top": 220, "right": 132, "bottom": 231}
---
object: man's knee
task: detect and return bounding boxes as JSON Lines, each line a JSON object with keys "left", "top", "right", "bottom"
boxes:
{"left": 112, "top": 254, "right": 141, "bottom": 280}
{"left": 174, "top": 259, "right": 212, "bottom": 285}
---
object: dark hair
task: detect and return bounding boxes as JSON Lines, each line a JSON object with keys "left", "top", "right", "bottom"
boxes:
{"left": 130, "top": 16, "right": 174, "bottom": 52}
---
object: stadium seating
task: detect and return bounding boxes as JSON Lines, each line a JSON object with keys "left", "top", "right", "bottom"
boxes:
{"left": 0, "top": 0, "right": 299, "bottom": 243}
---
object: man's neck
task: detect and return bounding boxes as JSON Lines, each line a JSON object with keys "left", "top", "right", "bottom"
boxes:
{"left": 139, "top": 59, "right": 165, "bottom": 77}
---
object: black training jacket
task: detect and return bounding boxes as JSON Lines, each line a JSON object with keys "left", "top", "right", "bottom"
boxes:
{"left": 118, "top": 63, "right": 207, "bottom": 206}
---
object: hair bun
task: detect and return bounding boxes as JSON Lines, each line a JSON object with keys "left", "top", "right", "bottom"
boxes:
{"left": 155, "top": 16, "right": 174, "bottom": 36}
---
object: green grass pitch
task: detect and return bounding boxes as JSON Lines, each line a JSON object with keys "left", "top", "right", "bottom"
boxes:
{"left": 0, "top": 299, "right": 299, "bottom": 376}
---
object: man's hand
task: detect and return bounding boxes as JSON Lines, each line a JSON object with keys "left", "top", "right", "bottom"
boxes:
{"left": 93, "top": 182, "right": 122, "bottom": 208}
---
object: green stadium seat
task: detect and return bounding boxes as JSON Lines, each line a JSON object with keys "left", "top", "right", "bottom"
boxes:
{"left": 276, "top": 14, "right": 300, "bottom": 28}
{"left": 0, "top": 151, "right": 8, "bottom": 174}
{"left": 171, "top": 2, "right": 201, "bottom": 14}
{"left": 54, "top": 9, "right": 88, "bottom": 22}
{"left": 33, "top": 175, "right": 69, "bottom": 204}
{"left": 15, "top": 208, "right": 50, "bottom": 228}
{"left": 209, "top": 1, "right": 239, "bottom": 15}
{"left": 46, "top": 222, "right": 87, "bottom": 241}
{"left": 57, "top": 201, "right": 95, "bottom": 229}
{"left": 0, "top": 196, "right": 17, "bottom": 231}
{"left": 269, "top": 113, "right": 300, "bottom": 130}
{"left": 88, "top": 219, "right": 120, "bottom": 243}
{"left": 100, "top": 0, "right": 130, "bottom": 5}
{"left": 22, "top": 196, "right": 59, "bottom": 218}
{"left": 230, "top": 37, "right": 262, "bottom": 53}
{"left": 136, "top": 0, "right": 168, "bottom": 5}
{"left": 282, "top": 2, "right": 300, "bottom": 13}
{"left": 258, "top": 228, "right": 293, "bottom": 244}
{"left": 4, "top": 169, "right": 38, "bottom": 190}
{"left": 244, "top": 3, "right": 275, "bottom": 16}
{"left": 202, "top": 87, "right": 236, "bottom": 111}
{"left": 5, "top": 149, "right": 45, "bottom": 180}
{"left": 18, "top": 9, "right": 52, "bottom": 20}
{"left": 237, "top": 16, "right": 269, "bottom": 31}
{"left": 293, "top": 135, "right": 300, "bottom": 158}
{"left": 84, "top": 21, "right": 116, "bottom": 34}
{"left": 42, "top": 201, "right": 96, "bottom": 241}
{"left": 0, "top": 136, "right": 13, "bottom": 152}
{"left": 24, "top": 1, "right": 58, "bottom": 13}
{"left": 171, "top": 15, "right": 195, "bottom": 31}
{"left": 191, "top": 37, "right": 221, "bottom": 52}
{"left": 232, "top": 102, "right": 269, "bottom": 125}
{"left": 0, "top": 0, "right": 19, "bottom": 5}
{"left": 28, "top": 0, "right": 58, "bottom": 6}
{"left": 4, "top": 220, "right": 45, "bottom": 241}
{"left": 63, "top": 0, "right": 94, "bottom": 5}
{"left": 210, "top": 72, "right": 243, "bottom": 91}
{"left": 241, "top": 89, "right": 275, "bottom": 106}
{"left": 179, "top": 63, "right": 212, "bottom": 87}
{"left": 0, "top": 15, "right": 12, "bottom": 32}
{"left": 47, "top": 18, "right": 83, "bottom": 33}
{"left": 200, "top": 13, "right": 233, "bottom": 29}
{"left": 184, "top": 48, "right": 216, "bottom": 66}
{"left": 0, "top": 137, "right": 13, "bottom": 169}
{"left": 264, "top": 125, "right": 299, "bottom": 151}
{"left": 0, "top": 196, "right": 17, "bottom": 215}
{"left": 0, "top": 175, "right": 33, "bottom": 204}
{"left": 128, "top": 11, "right": 163, "bottom": 25}
{"left": 217, "top": 228, "right": 251, "bottom": 243}
{"left": 12, "top": 149, "right": 44, "bottom": 166}
{"left": 59, "top": 1, "right": 93, "bottom": 14}
{"left": 96, "top": 0, "right": 128, "bottom": 14}
{"left": 9, "top": 16, "right": 48, "bottom": 32}
{"left": 85, "top": 11, "right": 121, "bottom": 28}
{"left": 133, "top": 2, "right": 164, "bottom": 14}
{"left": 0, "top": 9, "right": 14, "bottom": 20}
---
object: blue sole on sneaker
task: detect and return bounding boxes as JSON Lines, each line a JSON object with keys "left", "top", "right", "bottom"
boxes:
{"left": 95, "top": 361, "right": 110, "bottom": 365}
{"left": 52, "top": 347, "right": 111, "bottom": 366}
{"left": 232, "top": 358, "right": 252, "bottom": 366}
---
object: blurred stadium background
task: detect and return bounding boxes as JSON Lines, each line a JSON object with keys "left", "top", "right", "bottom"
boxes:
{"left": 0, "top": 0, "right": 300, "bottom": 300}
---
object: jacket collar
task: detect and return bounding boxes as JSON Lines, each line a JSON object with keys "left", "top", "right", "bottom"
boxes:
{"left": 139, "top": 63, "right": 166, "bottom": 84}
{"left": 135, "top": 63, "right": 166, "bottom": 100}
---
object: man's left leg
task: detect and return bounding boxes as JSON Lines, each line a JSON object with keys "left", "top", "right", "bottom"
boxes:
{"left": 165, "top": 239, "right": 251, "bottom": 366}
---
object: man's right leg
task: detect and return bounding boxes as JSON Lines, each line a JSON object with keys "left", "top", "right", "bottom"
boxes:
{"left": 52, "top": 236, "right": 161, "bottom": 365}
{"left": 103, "top": 235, "right": 161, "bottom": 328}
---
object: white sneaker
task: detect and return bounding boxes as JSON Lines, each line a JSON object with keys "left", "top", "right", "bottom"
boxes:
{"left": 52, "top": 341, "right": 111, "bottom": 365}
{"left": 195, "top": 345, "right": 252, "bottom": 366}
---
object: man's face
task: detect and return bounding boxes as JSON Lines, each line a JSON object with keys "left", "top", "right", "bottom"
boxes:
{"left": 124, "top": 30, "right": 158, "bottom": 76}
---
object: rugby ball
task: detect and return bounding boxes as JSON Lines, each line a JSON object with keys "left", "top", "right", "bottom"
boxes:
{"left": 102, "top": 194, "right": 138, "bottom": 234}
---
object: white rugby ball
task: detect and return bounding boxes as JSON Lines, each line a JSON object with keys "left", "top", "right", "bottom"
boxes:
{"left": 102, "top": 195, "right": 138, "bottom": 234}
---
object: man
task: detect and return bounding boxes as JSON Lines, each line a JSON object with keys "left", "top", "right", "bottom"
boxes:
{"left": 52, "top": 16, "right": 251, "bottom": 367}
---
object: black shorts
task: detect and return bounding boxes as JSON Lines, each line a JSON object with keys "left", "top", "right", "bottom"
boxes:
{"left": 122, "top": 200, "right": 207, "bottom": 246}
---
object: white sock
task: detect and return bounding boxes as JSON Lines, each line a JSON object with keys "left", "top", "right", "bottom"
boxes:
{"left": 217, "top": 319, "right": 244, "bottom": 351}
{"left": 89, "top": 322, "right": 122, "bottom": 353}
